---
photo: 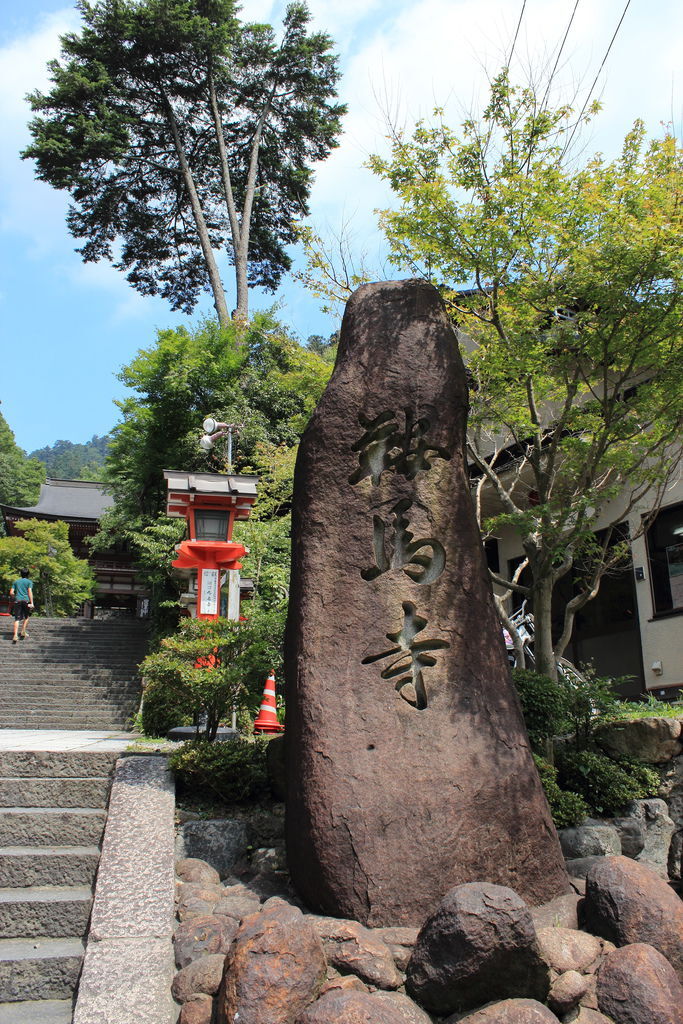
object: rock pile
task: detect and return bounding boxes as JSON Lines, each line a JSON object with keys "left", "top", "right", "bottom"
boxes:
{"left": 170, "top": 853, "right": 683, "bottom": 1024}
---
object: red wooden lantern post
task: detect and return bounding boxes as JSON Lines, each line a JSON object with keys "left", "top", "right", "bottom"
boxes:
{"left": 163, "top": 470, "right": 258, "bottom": 620}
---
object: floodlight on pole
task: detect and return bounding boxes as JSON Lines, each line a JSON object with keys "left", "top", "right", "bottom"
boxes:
{"left": 199, "top": 418, "right": 244, "bottom": 470}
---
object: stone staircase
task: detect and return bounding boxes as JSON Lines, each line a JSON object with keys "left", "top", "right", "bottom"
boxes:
{"left": 0, "top": 750, "right": 118, "bottom": 1023}
{"left": 0, "top": 618, "right": 149, "bottom": 730}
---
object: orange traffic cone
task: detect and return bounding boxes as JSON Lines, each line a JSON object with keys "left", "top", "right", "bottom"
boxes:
{"left": 253, "top": 671, "right": 284, "bottom": 734}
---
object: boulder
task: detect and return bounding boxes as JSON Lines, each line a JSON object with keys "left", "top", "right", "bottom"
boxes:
{"left": 174, "top": 913, "right": 239, "bottom": 969}
{"left": 405, "top": 882, "right": 549, "bottom": 1015}
{"left": 583, "top": 856, "right": 683, "bottom": 981}
{"left": 212, "top": 888, "right": 262, "bottom": 921}
{"left": 178, "top": 994, "right": 214, "bottom": 1024}
{"left": 597, "top": 943, "right": 683, "bottom": 1024}
{"left": 372, "top": 991, "right": 435, "bottom": 1024}
{"left": 176, "top": 819, "right": 248, "bottom": 878}
{"left": 535, "top": 927, "right": 602, "bottom": 974}
{"left": 529, "top": 892, "right": 581, "bottom": 932}
{"left": 656, "top": 753, "right": 683, "bottom": 880}
{"left": 172, "top": 954, "right": 225, "bottom": 1003}
{"left": 559, "top": 823, "right": 622, "bottom": 859}
{"left": 176, "top": 881, "right": 224, "bottom": 905}
{"left": 547, "top": 970, "right": 589, "bottom": 1015}
{"left": 176, "top": 858, "right": 221, "bottom": 887}
{"left": 446, "top": 999, "right": 560, "bottom": 1023}
{"left": 319, "top": 976, "right": 368, "bottom": 995}
{"left": 216, "top": 899, "right": 326, "bottom": 1024}
{"left": 296, "top": 989, "right": 417, "bottom": 1024}
{"left": 373, "top": 925, "right": 420, "bottom": 971}
{"left": 565, "top": 856, "right": 613, "bottom": 879}
{"left": 285, "top": 279, "right": 569, "bottom": 926}
{"left": 569, "top": 1011, "right": 616, "bottom": 1024}
{"left": 611, "top": 799, "right": 675, "bottom": 878}
{"left": 176, "top": 883, "right": 222, "bottom": 922}
{"left": 310, "top": 916, "right": 402, "bottom": 989}
{"left": 594, "top": 717, "right": 683, "bottom": 763}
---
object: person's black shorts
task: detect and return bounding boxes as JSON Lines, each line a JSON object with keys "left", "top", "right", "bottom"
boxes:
{"left": 13, "top": 601, "right": 32, "bottom": 621}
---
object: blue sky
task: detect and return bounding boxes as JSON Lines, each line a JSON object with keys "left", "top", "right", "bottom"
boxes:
{"left": 2, "top": 0, "right": 682, "bottom": 454}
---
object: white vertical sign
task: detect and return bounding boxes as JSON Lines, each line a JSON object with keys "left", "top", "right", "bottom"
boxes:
{"left": 199, "top": 568, "right": 219, "bottom": 616}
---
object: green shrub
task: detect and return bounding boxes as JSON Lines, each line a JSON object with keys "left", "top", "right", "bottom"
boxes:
{"left": 169, "top": 737, "right": 271, "bottom": 804}
{"left": 139, "top": 609, "right": 286, "bottom": 741}
{"left": 558, "top": 750, "right": 660, "bottom": 817}
{"left": 512, "top": 670, "right": 570, "bottom": 753}
{"left": 140, "top": 679, "right": 191, "bottom": 737}
{"left": 533, "top": 754, "right": 588, "bottom": 829}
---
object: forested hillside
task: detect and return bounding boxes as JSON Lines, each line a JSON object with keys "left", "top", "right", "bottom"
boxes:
{"left": 30, "top": 435, "right": 110, "bottom": 481}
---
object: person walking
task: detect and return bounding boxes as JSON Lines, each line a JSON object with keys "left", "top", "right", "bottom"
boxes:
{"left": 10, "top": 570, "right": 34, "bottom": 643}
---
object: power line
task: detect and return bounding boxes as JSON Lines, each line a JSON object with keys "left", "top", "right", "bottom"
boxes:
{"left": 507, "top": 0, "right": 527, "bottom": 67}
{"left": 541, "top": 0, "right": 581, "bottom": 112}
{"left": 566, "top": 0, "right": 632, "bottom": 150}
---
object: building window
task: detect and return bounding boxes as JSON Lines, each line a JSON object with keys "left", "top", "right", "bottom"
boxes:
{"left": 194, "top": 510, "right": 229, "bottom": 541}
{"left": 646, "top": 503, "right": 683, "bottom": 615}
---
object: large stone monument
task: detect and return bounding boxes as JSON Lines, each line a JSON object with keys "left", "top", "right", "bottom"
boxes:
{"left": 285, "top": 280, "right": 569, "bottom": 926}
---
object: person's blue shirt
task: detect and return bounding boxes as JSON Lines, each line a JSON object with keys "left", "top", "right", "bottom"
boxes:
{"left": 12, "top": 578, "right": 32, "bottom": 602}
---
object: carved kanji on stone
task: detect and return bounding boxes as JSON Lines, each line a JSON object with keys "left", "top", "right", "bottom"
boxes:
{"left": 349, "top": 409, "right": 451, "bottom": 486}
{"left": 362, "top": 601, "right": 449, "bottom": 709}
{"left": 361, "top": 499, "right": 446, "bottom": 585}
{"left": 285, "top": 279, "right": 570, "bottom": 927}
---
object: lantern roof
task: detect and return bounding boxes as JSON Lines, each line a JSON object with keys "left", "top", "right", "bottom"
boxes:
{"left": 163, "top": 469, "right": 258, "bottom": 520}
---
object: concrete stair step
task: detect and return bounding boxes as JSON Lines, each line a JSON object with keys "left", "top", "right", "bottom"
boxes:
{"left": 0, "top": 997, "right": 74, "bottom": 1023}
{"left": 0, "top": 848, "right": 100, "bottom": 888}
{"left": 0, "top": 718, "right": 131, "bottom": 730}
{"left": 0, "top": 779, "right": 112, "bottom": 810}
{"left": 0, "top": 886, "right": 93, "bottom": 939}
{"left": 0, "top": 937, "right": 84, "bottom": 1002}
{"left": 0, "top": 753, "right": 117, "bottom": 779}
{"left": 0, "top": 724, "right": 130, "bottom": 733}
{"left": 0, "top": 696, "right": 136, "bottom": 706}
{"left": 0, "top": 809, "right": 106, "bottom": 848}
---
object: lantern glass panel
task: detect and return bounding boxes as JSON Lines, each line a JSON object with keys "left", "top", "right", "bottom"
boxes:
{"left": 194, "top": 510, "right": 229, "bottom": 541}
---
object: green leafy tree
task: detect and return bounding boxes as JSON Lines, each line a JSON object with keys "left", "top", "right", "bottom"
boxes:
{"left": 0, "top": 412, "right": 45, "bottom": 510}
{"left": 23, "top": 0, "right": 345, "bottom": 323}
{"left": 364, "top": 72, "right": 683, "bottom": 679}
{"left": 92, "top": 314, "right": 330, "bottom": 622}
{"left": 0, "top": 519, "right": 95, "bottom": 615}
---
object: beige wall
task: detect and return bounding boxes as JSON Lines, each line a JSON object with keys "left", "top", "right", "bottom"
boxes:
{"left": 489, "top": 477, "right": 683, "bottom": 694}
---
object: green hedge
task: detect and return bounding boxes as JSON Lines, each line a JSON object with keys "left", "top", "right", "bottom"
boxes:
{"left": 558, "top": 750, "right": 660, "bottom": 817}
{"left": 169, "top": 737, "right": 271, "bottom": 804}
{"left": 140, "top": 679, "right": 191, "bottom": 738}
{"left": 533, "top": 754, "right": 588, "bottom": 829}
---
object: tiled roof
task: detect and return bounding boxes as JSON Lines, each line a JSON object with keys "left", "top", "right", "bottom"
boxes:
{"left": 1, "top": 479, "right": 114, "bottom": 521}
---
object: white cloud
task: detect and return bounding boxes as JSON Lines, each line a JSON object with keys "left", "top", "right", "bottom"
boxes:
{"left": 301, "top": 0, "right": 683, "bottom": 269}
{"left": 0, "top": 8, "right": 81, "bottom": 253}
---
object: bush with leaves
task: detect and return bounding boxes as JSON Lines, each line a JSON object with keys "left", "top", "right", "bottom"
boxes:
{"left": 557, "top": 750, "right": 660, "bottom": 818}
{"left": 139, "top": 607, "right": 285, "bottom": 739}
{"left": 169, "top": 737, "right": 271, "bottom": 804}
{"left": 140, "top": 679, "right": 192, "bottom": 738}
{"left": 512, "top": 669, "right": 570, "bottom": 755}
{"left": 533, "top": 754, "right": 588, "bottom": 829}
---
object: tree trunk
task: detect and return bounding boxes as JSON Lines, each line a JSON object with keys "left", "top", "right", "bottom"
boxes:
{"left": 162, "top": 89, "right": 231, "bottom": 328}
{"left": 234, "top": 251, "right": 249, "bottom": 321}
{"left": 532, "top": 576, "right": 557, "bottom": 681}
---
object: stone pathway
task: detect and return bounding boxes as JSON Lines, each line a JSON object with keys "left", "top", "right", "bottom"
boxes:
{"left": 0, "top": 731, "right": 136, "bottom": 752}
